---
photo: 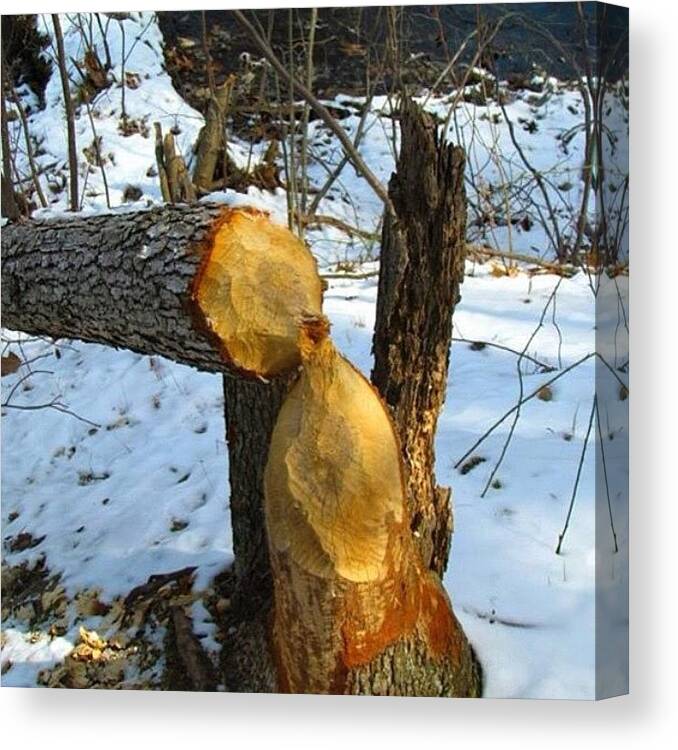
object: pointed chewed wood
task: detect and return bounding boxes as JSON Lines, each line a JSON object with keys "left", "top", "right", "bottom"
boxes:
{"left": 264, "top": 321, "right": 481, "bottom": 696}
{"left": 265, "top": 326, "right": 405, "bottom": 583}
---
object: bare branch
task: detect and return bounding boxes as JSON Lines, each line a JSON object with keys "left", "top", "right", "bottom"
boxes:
{"left": 232, "top": 9, "right": 396, "bottom": 217}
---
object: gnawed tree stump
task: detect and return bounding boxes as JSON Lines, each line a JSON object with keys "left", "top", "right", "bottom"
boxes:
{"left": 193, "top": 78, "right": 234, "bottom": 194}
{"left": 264, "top": 318, "right": 480, "bottom": 696}
{"left": 372, "top": 98, "right": 468, "bottom": 577}
{"left": 154, "top": 122, "right": 196, "bottom": 204}
{"left": 191, "top": 76, "right": 280, "bottom": 195}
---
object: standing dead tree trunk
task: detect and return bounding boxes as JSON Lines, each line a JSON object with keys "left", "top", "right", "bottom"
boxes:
{"left": 372, "top": 98, "right": 468, "bottom": 577}
{"left": 192, "top": 78, "right": 235, "bottom": 194}
{"left": 154, "top": 122, "right": 196, "bottom": 204}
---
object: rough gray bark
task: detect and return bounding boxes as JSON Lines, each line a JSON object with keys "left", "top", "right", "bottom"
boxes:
{"left": 219, "top": 373, "right": 293, "bottom": 694}
{"left": 1, "top": 204, "right": 240, "bottom": 374}
{"left": 347, "top": 631, "right": 480, "bottom": 697}
{"left": 222, "top": 373, "right": 293, "bottom": 603}
{"left": 371, "top": 98, "right": 467, "bottom": 577}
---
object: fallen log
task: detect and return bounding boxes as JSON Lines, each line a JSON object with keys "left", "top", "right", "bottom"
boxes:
{"left": 1, "top": 204, "right": 323, "bottom": 378}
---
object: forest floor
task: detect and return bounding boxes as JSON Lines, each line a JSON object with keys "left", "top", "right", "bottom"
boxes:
{"left": 1, "top": 12, "right": 628, "bottom": 697}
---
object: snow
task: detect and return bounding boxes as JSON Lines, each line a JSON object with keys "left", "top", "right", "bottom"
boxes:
{"left": 1, "top": 629, "right": 74, "bottom": 686}
{"left": 1, "top": 13, "right": 628, "bottom": 698}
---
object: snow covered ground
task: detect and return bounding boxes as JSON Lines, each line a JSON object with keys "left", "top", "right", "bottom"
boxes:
{"left": 1, "top": 12, "right": 628, "bottom": 697}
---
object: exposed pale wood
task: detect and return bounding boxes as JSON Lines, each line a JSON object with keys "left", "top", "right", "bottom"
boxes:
{"left": 264, "top": 322, "right": 480, "bottom": 696}
{"left": 154, "top": 122, "right": 172, "bottom": 202}
{"left": 153, "top": 122, "right": 196, "bottom": 204}
{"left": 196, "top": 210, "right": 323, "bottom": 376}
{"left": 163, "top": 130, "right": 196, "bottom": 204}
{"left": 192, "top": 78, "right": 234, "bottom": 193}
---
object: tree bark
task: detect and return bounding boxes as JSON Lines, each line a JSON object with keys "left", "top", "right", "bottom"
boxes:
{"left": 372, "top": 98, "right": 467, "bottom": 577}
{"left": 1, "top": 74, "right": 22, "bottom": 221}
{"left": 219, "top": 373, "right": 291, "bottom": 694}
{"left": 222, "top": 373, "right": 293, "bottom": 601}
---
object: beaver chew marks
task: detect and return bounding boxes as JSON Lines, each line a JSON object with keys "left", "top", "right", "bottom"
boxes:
{"left": 195, "top": 209, "right": 323, "bottom": 377}
{"left": 265, "top": 323, "right": 405, "bottom": 584}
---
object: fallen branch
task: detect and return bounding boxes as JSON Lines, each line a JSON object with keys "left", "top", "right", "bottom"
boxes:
{"left": 302, "top": 213, "right": 380, "bottom": 241}
{"left": 452, "top": 337, "right": 555, "bottom": 372}
{"left": 1, "top": 204, "right": 323, "bottom": 378}
{"left": 466, "top": 244, "right": 578, "bottom": 273}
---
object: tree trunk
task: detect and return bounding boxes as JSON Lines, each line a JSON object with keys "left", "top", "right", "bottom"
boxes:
{"left": 1, "top": 66, "right": 21, "bottom": 221}
{"left": 154, "top": 123, "right": 196, "bottom": 204}
{"left": 222, "top": 373, "right": 292, "bottom": 600}
{"left": 1, "top": 203, "right": 322, "bottom": 379}
{"left": 2, "top": 177, "right": 480, "bottom": 696}
{"left": 192, "top": 79, "right": 233, "bottom": 194}
{"left": 51, "top": 14, "right": 79, "bottom": 212}
{"left": 1, "top": 204, "right": 234, "bottom": 372}
{"left": 218, "top": 373, "right": 290, "bottom": 693}
{"left": 372, "top": 98, "right": 467, "bottom": 577}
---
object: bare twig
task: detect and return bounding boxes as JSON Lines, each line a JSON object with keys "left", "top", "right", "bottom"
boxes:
{"left": 299, "top": 7, "right": 318, "bottom": 217}
{"left": 51, "top": 14, "right": 79, "bottom": 211}
{"left": 595, "top": 399, "right": 619, "bottom": 553}
{"left": 480, "top": 278, "right": 563, "bottom": 496}
{"left": 451, "top": 337, "right": 554, "bottom": 372}
{"left": 454, "top": 352, "right": 595, "bottom": 470}
{"left": 232, "top": 8, "right": 395, "bottom": 217}
{"left": 556, "top": 396, "right": 596, "bottom": 554}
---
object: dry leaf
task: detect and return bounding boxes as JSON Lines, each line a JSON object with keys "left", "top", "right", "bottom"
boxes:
{"left": 537, "top": 385, "right": 553, "bottom": 402}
